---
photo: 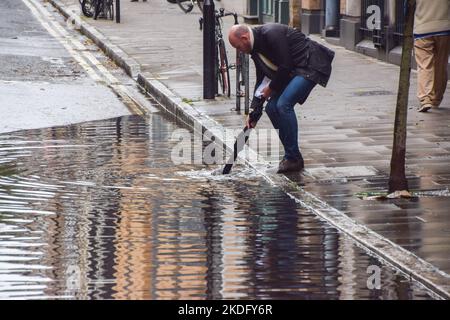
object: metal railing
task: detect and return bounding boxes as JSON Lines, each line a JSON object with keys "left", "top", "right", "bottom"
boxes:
{"left": 360, "top": 0, "right": 407, "bottom": 48}
{"left": 360, "top": 0, "right": 385, "bottom": 47}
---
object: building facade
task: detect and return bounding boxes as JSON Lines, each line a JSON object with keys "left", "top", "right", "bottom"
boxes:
{"left": 245, "top": 0, "right": 450, "bottom": 71}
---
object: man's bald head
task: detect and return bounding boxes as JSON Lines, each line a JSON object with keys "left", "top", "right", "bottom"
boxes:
{"left": 228, "top": 24, "right": 252, "bottom": 54}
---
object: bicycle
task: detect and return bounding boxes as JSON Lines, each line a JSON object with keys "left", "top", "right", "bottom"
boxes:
{"left": 93, "top": 0, "right": 114, "bottom": 20}
{"left": 80, "top": 0, "right": 114, "bottom": 20}
{"left": 233, "top": 41, "right": 250, "bottom": 114}
{"left": 176, "top": 0, "right": 204, "bottom": 14}
{"left": 199, "top": 9, "right": 250, "bottom": 113}
{"left": 199, "top": 8, "right": 236, "bottom": 98}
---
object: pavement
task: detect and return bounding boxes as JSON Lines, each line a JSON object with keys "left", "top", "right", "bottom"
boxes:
{"left": 41, "top": 0, "right": 450, "bottom": 297}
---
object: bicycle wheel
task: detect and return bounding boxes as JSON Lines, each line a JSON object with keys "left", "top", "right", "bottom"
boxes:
{"left": 218, "top": 39, "right": 230, "bottom": 97}
{"left": 106, "top": 0, "right": 114, "bottom": 20}
{"left": 197, "top": 0, "right": 203, "bottom": 13}
{"left": 176, "top": 0, "right": 194, "bottom": 13}
{"left": 93, "top": 0, "right": 102, "bottom": 20}
{"left": 81, "top": 0, "right": 94, "bottom": 18}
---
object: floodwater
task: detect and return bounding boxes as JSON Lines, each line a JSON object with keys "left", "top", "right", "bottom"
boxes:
{"left": 0, "top": 113, "right": 435, "bottom": 300}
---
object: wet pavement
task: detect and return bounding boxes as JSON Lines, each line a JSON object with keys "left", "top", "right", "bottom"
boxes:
{"left": 0, "top": 113, "right": 436, "bottom": 299}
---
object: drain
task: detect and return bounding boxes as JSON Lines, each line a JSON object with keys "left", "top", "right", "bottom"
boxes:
{"left": 352, "top": 90, "right": 394, "bottom": 97}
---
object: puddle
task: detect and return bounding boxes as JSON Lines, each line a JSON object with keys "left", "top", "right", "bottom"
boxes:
{"left": 0, "top": 114, "right": 435, "bottom": 300}
{"left": 176, "top": 167, "right": 258, "bottom": 181}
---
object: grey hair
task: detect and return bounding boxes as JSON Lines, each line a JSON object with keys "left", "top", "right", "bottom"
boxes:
{"left": 233, "top": 25, "right": 250, "bottom": 38}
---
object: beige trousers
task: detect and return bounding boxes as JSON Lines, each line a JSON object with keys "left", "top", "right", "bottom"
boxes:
{"left": 414, "top": 35, "right": 450, "bottom": 107}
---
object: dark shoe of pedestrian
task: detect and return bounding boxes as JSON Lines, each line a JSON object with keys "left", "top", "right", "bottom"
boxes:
{"left": 277, "top": 157, "right": 304, "bottom": 174}
{"left": 418, "top": 103, "right": 433, "bottom": 112}
{"left": 131, "top": 0, "right": 138, "bottom": 2}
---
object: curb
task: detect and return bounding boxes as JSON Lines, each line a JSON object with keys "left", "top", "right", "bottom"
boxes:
{"left": 48, "top": 0, "right": 450, "bottom": 300}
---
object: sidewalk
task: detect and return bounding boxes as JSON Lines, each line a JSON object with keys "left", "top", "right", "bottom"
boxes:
{"left": 50, "top": 0, "right": 450, "bottom": 296}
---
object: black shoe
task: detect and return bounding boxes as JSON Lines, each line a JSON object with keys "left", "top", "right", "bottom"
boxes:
{"left": 277, "top": 157, "right": 304, "bottom": 174}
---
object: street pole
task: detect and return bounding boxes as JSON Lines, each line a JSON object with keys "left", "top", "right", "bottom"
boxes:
{"left": 116, "top": 0, "right": 120, "bottom": 23}
{"left": 203, "top": 0, "right": 215, "bottom": 99}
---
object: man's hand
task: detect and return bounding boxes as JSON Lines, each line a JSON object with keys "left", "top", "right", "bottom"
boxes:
{"left": 246, "top": 115, "right": 256, "bottom": 129}
{"left": 262, "top": 85, "right": 273, "bottom": 99}
{"left": 246, "top": 96, "right": 265, "bottom": 129}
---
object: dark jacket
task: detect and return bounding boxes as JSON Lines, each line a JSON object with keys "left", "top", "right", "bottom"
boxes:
{"left": 251, "top": 23, "right": 335, "bottom": 96}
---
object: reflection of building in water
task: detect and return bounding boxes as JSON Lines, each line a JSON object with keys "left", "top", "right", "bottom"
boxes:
{"left": 32, "top": 126, "right": 93, "bottom": 299}
{"left": 256, "top": 203, "right": 341, "bottom": 299}
{"left": 217, "top": 195, "right": 252, "bottom": 300}
{"left": 111, "top": 114, "right": 207, "bottom": 299}
{"left": 101, "top": 115, "right": 154, "bottom": 299}
{"left": 198, "top": 178, "right": 343, "bottom": 299}
{"left": 25, "top": 117, "right": 150, "bottom": 299}
{"left": 336, "top": 235, "right": 357, "bottom": 299}
{"left": 0, "top": 115, "right": 435, "bottom": 300}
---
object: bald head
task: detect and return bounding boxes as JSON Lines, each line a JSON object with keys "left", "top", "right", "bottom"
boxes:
{"left": 228, "top": 24, "right": 252, "bottom": 54}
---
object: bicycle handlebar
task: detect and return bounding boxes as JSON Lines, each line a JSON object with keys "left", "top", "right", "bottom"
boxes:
{"left": 199, "top": 9, "right": 239, "bottom": 31}
{"left": 217, "top": 8, "right": 239, "bottom": 25}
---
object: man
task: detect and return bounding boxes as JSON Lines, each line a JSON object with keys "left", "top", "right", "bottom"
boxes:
{"left": 414, "top": 0, "right": 450, "bottom": 113}
{"left": 228, "top": 23, "right": 335, "bottom": 173}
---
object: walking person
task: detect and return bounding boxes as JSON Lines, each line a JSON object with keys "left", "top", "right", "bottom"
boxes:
{"left": 228, "top": 23, "right": 335, "bottom": 173}
{"left": 414, "top": 0, "right": 450, "bottom": 112}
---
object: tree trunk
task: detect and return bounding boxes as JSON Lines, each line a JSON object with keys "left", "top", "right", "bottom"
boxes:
{"left": 388, "top": 0, "right": 415, "bottom": 193}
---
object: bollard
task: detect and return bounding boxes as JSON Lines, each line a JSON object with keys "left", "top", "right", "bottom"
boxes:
{"left": 116, "top": 0, "right": 120, "bottom": 23}
{"left": 203, "top": 0, "right": 215, "bottom": 99}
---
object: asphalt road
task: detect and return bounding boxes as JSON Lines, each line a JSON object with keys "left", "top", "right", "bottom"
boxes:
{"left": 0, "top": 0, "right": 133, "bottom": 133}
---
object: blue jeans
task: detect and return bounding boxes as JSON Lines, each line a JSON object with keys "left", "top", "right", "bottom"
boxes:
{"left": 265, "top": 76, "right": 316, "bottom": 161}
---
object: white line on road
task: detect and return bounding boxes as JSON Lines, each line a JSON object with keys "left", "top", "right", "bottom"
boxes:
{"left": 22, "top": 0, "right": 146, "bottom": 115}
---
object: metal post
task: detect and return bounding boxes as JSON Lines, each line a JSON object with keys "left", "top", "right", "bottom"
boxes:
{"left": 243, "top": 54, "right": 250, "bottom": 115}
{"left": 203, "top": 0, "right": 215, "bottom": 99}
{"left": 115, "top": 0, "right": 120, "bottom": 23}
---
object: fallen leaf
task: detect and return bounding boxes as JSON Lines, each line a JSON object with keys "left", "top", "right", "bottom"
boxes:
{"left": 387, "top": 190, "right": 412, "bottom": 199}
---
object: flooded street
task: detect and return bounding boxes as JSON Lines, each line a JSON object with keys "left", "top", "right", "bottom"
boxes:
{"left": 0, "top": 113, "right": 435, "bottom": 299}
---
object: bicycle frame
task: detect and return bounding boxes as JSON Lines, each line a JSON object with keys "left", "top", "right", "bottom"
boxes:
{"left": 235, "top": 51, "right": 250, "bottom": 114}
{"left": 92, "top": 0, "right": 114, "bottom": 20}
{"left": 199, "top": 8, "right": 249, "bottom": 111}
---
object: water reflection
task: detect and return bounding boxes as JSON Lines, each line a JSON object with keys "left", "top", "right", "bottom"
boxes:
{"left": 0, "top": 114, "right": 433, "bottom": 299}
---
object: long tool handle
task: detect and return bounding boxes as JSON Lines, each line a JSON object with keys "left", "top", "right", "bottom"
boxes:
{"left": 222, "top": 126, "right": 250, "bottom": 174}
